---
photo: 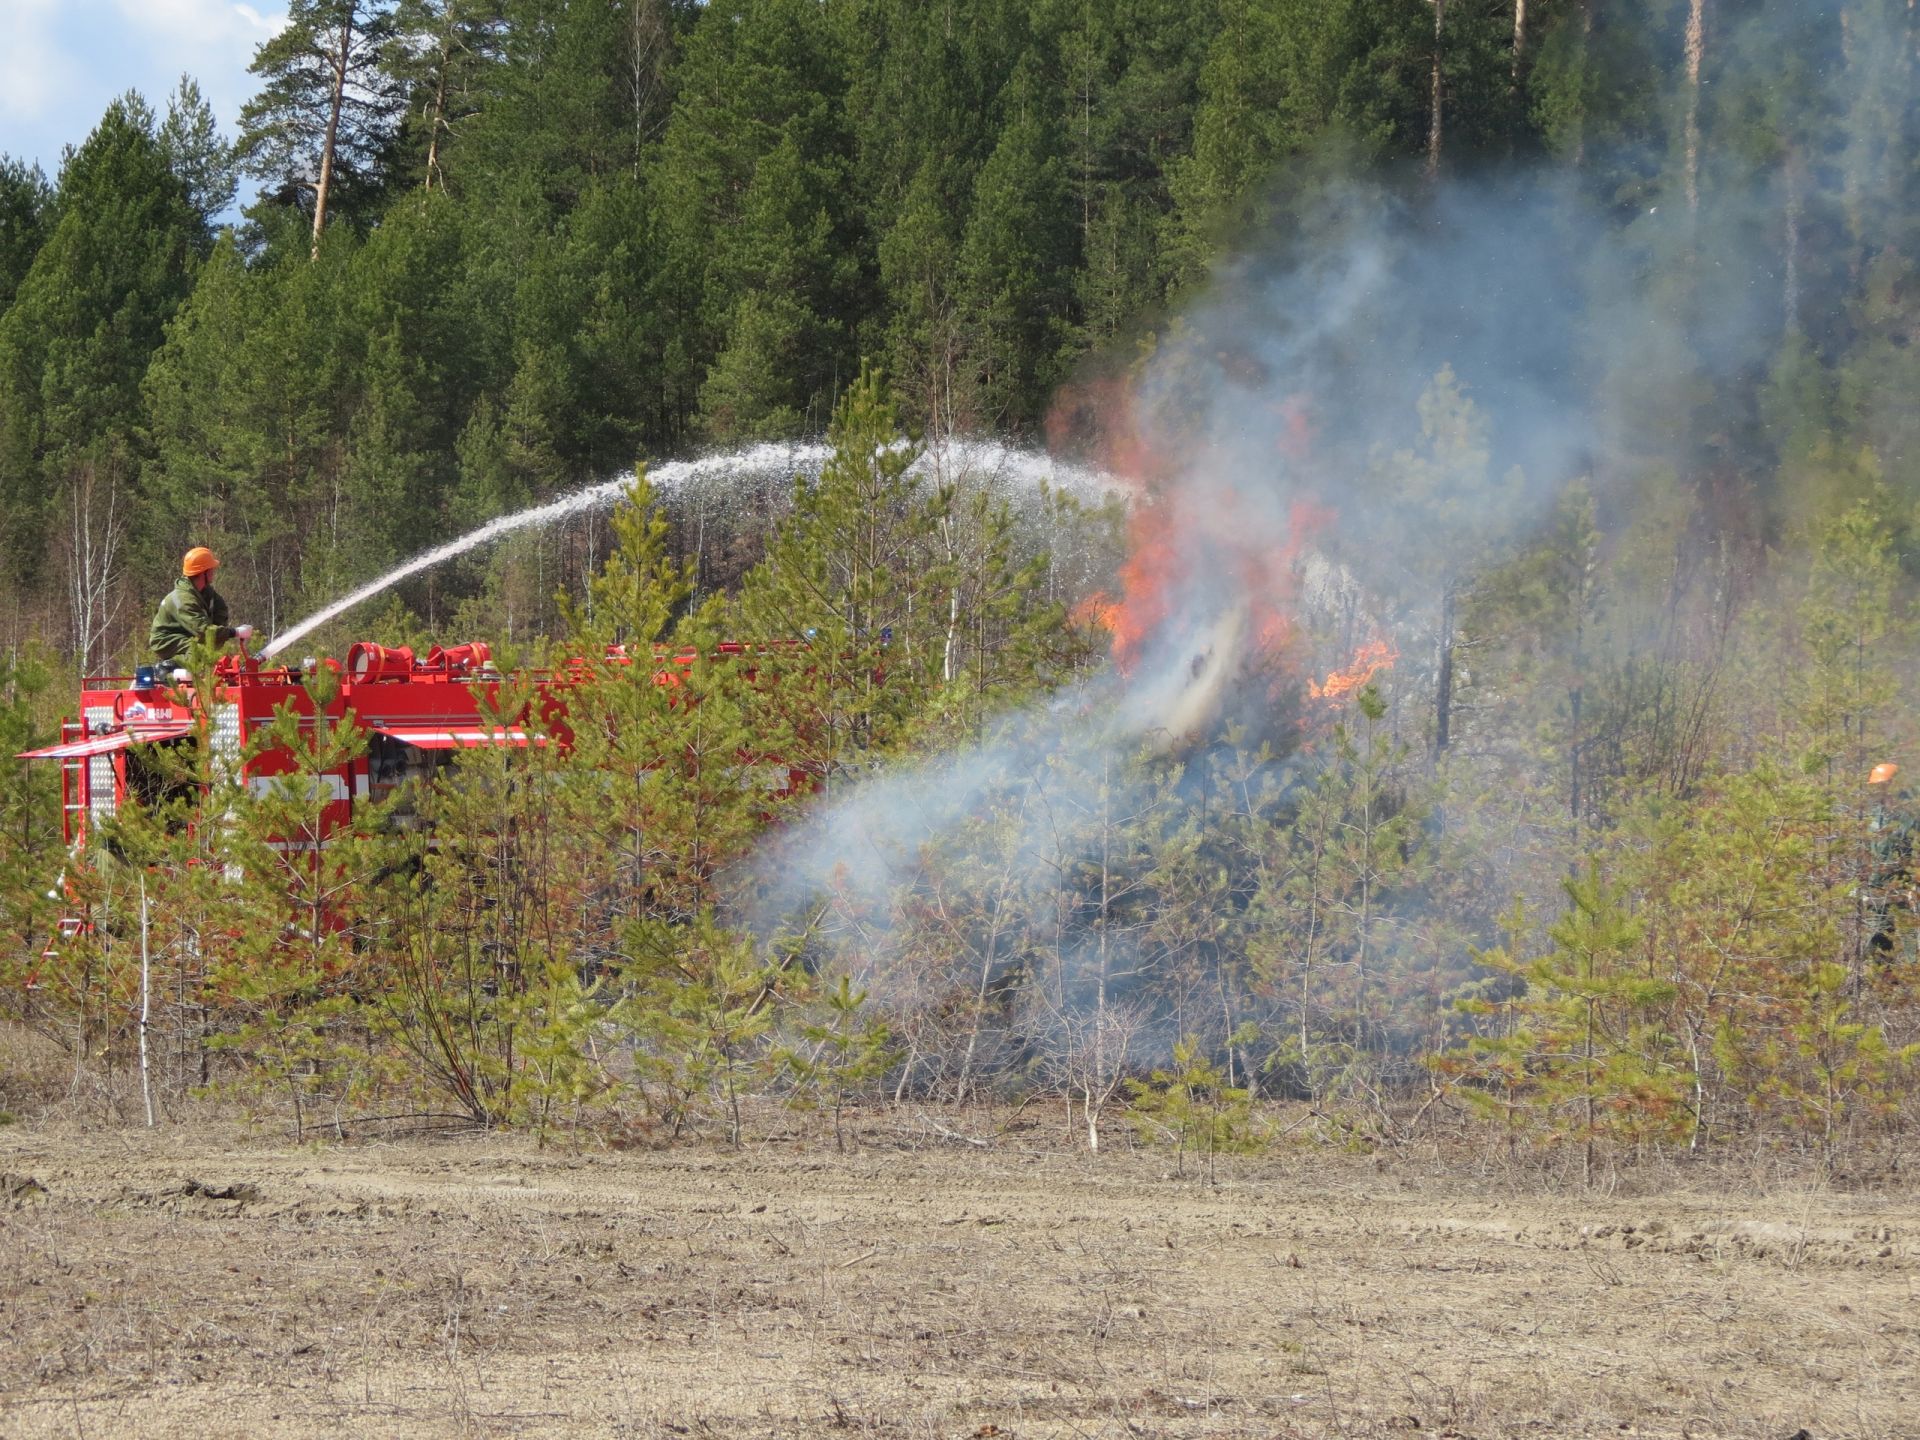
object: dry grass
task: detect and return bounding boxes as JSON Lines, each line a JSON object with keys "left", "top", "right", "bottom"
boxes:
{"left": 0, "top": 1034, "right": 1915, "bottom": 1438}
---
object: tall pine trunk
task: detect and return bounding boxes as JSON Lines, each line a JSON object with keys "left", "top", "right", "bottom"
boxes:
{"left": 1572, "top": 0, "right": 1594, "bottom": 167}
{"left": 1428, "top": 0, "right": 1446, "bottom": 179}
{"left": 1784, "top": 148, "right": 1803, "bottom": 335}
{"left": 423, "top": 23, "right": 451, "bottom": 191}
{"left": 312, "top": 2, "right": 358, "bottom": 259}
{"left": 1683, "top": 0, "right": 1706, "bottom": 218}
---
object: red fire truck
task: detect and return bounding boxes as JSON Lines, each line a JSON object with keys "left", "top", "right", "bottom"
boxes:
{"left": 18, "top": 639, "right": 804, "bottom": 854}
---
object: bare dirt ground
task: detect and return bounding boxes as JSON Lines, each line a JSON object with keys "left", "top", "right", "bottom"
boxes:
{"left": 1, "top": 1107, "right": 1915, "bottom": 1440}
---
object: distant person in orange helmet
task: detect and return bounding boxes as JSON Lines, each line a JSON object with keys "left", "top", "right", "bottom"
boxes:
{"left": 148, "top": 547, "right": 252, "bottom": 665}
{"left": 1867, "top": 762, "right": 1914, "bottom": 957}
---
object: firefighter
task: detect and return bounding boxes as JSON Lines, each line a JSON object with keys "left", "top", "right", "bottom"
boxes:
{"left": 149, "top": 546, "right": 252, "bottom": 665}
{"left": 1867, "top": 762, "right": 1916, "bottom": 957}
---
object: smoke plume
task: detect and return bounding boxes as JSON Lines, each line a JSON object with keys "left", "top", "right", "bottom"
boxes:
{"left": 740, "top": 88, "right": 1880, "bottom": 1086}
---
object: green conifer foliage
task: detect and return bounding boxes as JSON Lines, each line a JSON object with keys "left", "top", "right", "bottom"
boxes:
{"left": 1167, "top": 0, "right": 1423, "bottom": 273}
{"left": 0, "top": 648, "right": 60, "bottom": 983}
{"left": 157, "top": 76, "right": 239, "bottom": 243}
{"left": 1353, "top": 365, "right": 1516, "bottom": 758}
{"left": 877, "top": 161, "right": 966, "bottom": 434}
{"left": 238, "top": 0, "right": 406, "bottom": 248}
{"left": 918, "top": 486, "right": 1070, "bottom": 745}
{"left": 1794, "top": 499, "right": 1901, "bottom": 790}
{"left": 556, "top": 471, "right": 766, "bottom": 934}
{"left": 143, "top": 234, "right": 358, "bottom": 632}
{"left": 654, "top": 0, "right": 854, "bottom": 436}
{"left": 0, "top": 156, "right": 53, "bottom": 314}
{"left": 1252, "top": 685, "right": 1431, "bottom": 1106}
{"left": 736, "top": 366, "right": 939, "bottom": 789}
{"left": 204, "top": 684, "right": 400, "bottom": 1134}
{"left": 780, "top": 973, "right": 896, "bottom": 1150}
{"left": 0, "top": 97, "right": 199, "bottom": 660}
{"left": 364, "top": 677, "right": 595, "bottom": 1125}
{"left": 958, "top": 58, "right": 1074, "bottom": 429}
{"left": 616, "top": 911, "right": 784, "bottom": 1144}
{"left": 11, "top": 0, "right": 1920, "bottom": 1165}
{"left": 1127, "top": 1033, "right": 1258, "bottom": 1181}
{"left": 384, "top": 0, "right": 510, "bottom": 193}
{"left": 1447, "top": 870, "right": 1687, "bottom": 1184}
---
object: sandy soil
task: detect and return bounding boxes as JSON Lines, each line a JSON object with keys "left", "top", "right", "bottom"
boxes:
{"left": 0, "top": 1114, "right": 1915, "bottom": 1439}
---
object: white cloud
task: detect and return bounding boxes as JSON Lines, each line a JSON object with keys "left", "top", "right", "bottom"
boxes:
{"left": 0, "top": 0, "right": 83, "bottom": 126}
{"left": 113, "top": 0, "right": 283, "bottom": 43}
{"left": 0, "top": 0, "right": 291, "bottom": 177}
{"left": 110, "top": 0, "right": 289, "bottom": 122}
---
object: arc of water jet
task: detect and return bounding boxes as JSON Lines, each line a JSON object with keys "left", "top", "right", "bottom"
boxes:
{"left": 262, "top": 443, "right": 830, "bottom": 658}
{"left": 261, "top": 439, "right": 1120, "bottom": 660}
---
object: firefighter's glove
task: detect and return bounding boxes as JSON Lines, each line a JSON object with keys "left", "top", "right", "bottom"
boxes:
{"left": 234, "top": 624, "right": 255, "bottom": 642}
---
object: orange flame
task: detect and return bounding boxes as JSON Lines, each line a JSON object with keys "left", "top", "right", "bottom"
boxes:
{"left": 1051, "top": 374, "right": 1351, "bottom": 710}
{"left": 1074, "top": 491, "right": 1328, "bottom": 682}
{"left": 1307, "top": 637, "right": 1397, "bottom": 702}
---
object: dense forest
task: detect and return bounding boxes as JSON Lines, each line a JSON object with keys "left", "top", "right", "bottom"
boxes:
{"left": 5, "top": 0, "right": 1920, "bottom": 1175}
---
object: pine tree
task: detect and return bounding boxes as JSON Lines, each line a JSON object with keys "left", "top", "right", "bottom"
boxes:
{"left": 617, "top": 911, "right": 783, "bottom": 1144}
{"left": 1448, "top": 870, "right": 1686, "bottom": 1184}
{"left": 653, "top": 0, "right": 855, "bottom": 435}
{"left": 142, "top": 233, "right": 359, "bottom": 635}
{"left": 958, "top": 57, "right": 1074, "bottom": 430}
{"left": 207, "top": 680, "right": 396, "bottom": 1136}
{"left": 917, "top": 485, "right": 1069, "bottom": 747}
{"left": 1029, "top": 737, "right": 1179, "bottom": 1135}
{"left": 0, "top": 647, "right": 59, "bottom": 972}
{"left": 1252, "top": 684, "right": 1430, "bottom": 1103}
{"left": 1126, "top": 1033, "right": 1258, "bottom": 1181}
{"left": 1167, "top": 0, "right": 1426, "bottom": 275}
{"left": 1462, "top": 480, "right": 1603, "bottom": 842}
{"left": 368, "top": 678, "right": 593, "bottom": 1124}
{"left": 447, "top": 0, "right": 642, "bottom": 210}
{"left": 0, "top": 156, "right": 53, "bottom": 313}
{"left": 238, "top": 0, "right": 406, "bottom": 254}
{"left": 735, "top": 365, "right": 940, "bottom": 791}
{"left": 883, "top": 779, "right": 1039, "bottom": 1105}
{"left": 1038, "top": 0, "right": 1231, "bottom": 342}
{"left": 560, "top": 175, "right": 673, "bottom": 460}
{"left": 554, "top": 472, "right": 764, "bottom": 938}
{"left": 1352, "top": 365, "right": 1518, "bottom": 758}
{"left": 877, "top": 160, "right": 967, "bottom": 436}
{"left": 781, "top": 974, "right": 896, "bottom": 1149}
{"left": 0, "top": 96, "right": 199, "bottom": 660}
{"left": 157, "top": 76, "right": 239, "bottom": 243}
{"left": 1631, "top": 765, "right": 1829, "bottom": 1154}
{"left": 1790, "top": 497, "right": 1906, "bottom": 981}
{"left": 385, "top": 0, "right": 509, "bottom": 192}
{"left": 1794, "top": 498, "right": 1900, "bottom": 782}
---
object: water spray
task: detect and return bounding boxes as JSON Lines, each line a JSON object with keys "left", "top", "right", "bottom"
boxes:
{"left": 262, "top": 442, "right": 825, "bottom": 658}
{"left": 263, "top": 439, "right": 1116, "bottom": 660}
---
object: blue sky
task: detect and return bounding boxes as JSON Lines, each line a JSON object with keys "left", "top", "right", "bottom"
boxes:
{"left": 1, "top": 0, "right": 286, "bottom": 182}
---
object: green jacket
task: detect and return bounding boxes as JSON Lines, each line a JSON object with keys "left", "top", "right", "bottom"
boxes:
{"left": 148, "top": 576, "right": 232, "bottom": 662}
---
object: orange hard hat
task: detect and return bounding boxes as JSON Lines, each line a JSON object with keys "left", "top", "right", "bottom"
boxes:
{"left": 182, "top": 546, "right": 219, "bottom": 577}
{"left": 1870, "top": 762, "right": 1900, "bottom": 786}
